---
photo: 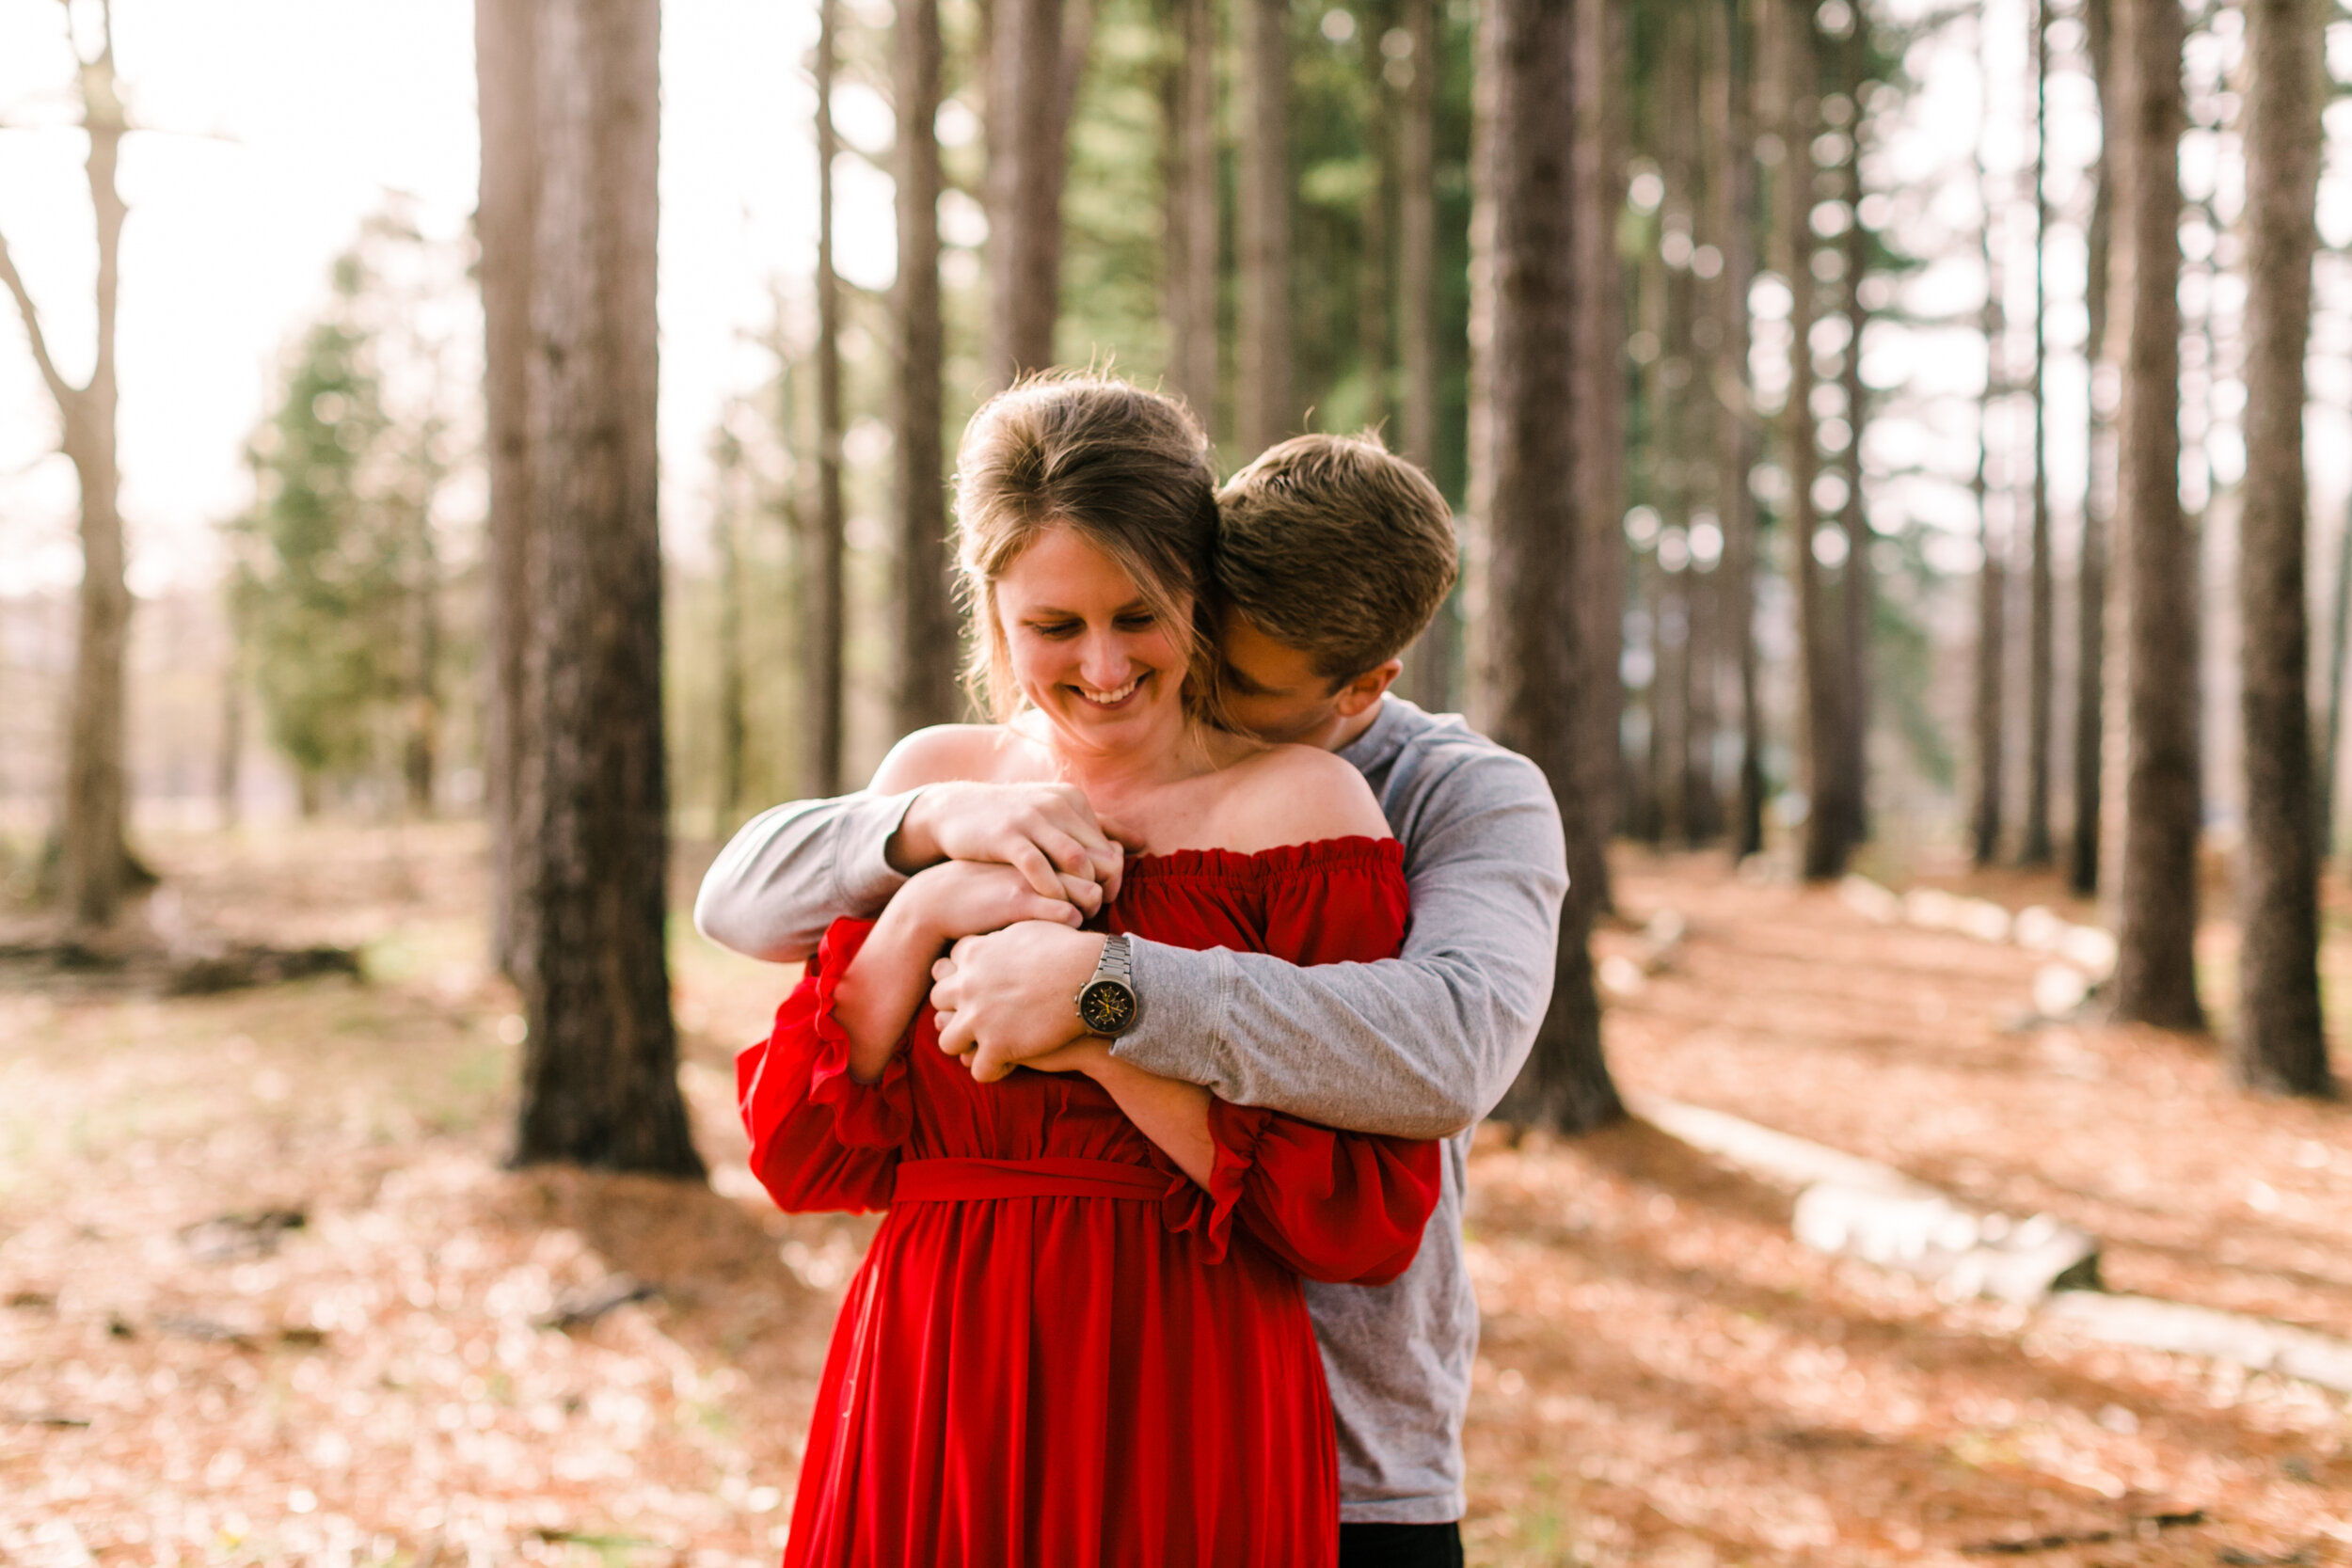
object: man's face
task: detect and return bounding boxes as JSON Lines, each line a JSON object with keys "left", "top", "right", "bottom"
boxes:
{"left": 1217, "top": 615, "right": 1359, "bottom": 749}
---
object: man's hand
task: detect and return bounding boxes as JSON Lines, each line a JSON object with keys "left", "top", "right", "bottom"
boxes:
{"left": 929, "top": 922, "right": 1106, "bottom": 1082}
{"left": 886, "top": 782, "right": 1139, "bottom": 902}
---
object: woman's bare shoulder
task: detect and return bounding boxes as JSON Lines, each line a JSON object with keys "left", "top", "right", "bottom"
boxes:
{"left": 1209, "top": 742, "right": 1391, "bottom": 853}
{"left": 868, "top": 724, "right": 1054, "bottom": 793}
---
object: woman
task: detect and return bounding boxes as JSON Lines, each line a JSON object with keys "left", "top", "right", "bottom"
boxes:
{"left": 737, "top": 375, "right": 1438, "bottom": 1566}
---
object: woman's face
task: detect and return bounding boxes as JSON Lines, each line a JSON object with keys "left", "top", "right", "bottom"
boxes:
{"left": 993, "top": 523, "right": 1191, "bottom": 754}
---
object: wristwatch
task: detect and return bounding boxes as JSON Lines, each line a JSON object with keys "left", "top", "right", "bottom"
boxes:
{"left": 1075, "top": 934, "right": 1141, "bottom": 1037}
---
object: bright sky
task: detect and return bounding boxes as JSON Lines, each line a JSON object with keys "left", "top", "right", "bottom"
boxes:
{"left": 0, "top": 0, "right": 901, "bottom": 598}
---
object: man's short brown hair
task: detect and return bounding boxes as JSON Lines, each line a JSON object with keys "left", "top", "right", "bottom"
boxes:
{"left": 1214, "top": 433, "right": 1458, "bottom": 682}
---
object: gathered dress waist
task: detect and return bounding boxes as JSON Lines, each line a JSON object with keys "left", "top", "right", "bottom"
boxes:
{"left": 891, "top": 1156, "right": 1171, "bottom": 1203}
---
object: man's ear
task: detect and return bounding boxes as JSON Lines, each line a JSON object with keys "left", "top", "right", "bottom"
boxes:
{"left": 1334, "top": 659, "right": 1404, "bottom": 718}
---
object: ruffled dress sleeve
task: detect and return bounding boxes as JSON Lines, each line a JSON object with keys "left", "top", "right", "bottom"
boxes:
{"left": 1152, "top": 838, "right": 1444, "bottom": 1285}
{"left": 735, "top": 917, "right": 914, "bottom": 1213}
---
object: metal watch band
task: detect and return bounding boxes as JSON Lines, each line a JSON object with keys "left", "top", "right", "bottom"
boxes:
{"left": 1094, "top": 934, "right": 1133, "bottom": 986}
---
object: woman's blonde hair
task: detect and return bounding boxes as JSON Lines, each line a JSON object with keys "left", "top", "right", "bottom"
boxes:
{"left": 954, "top": 372, "right": 1226, "bottom": 724}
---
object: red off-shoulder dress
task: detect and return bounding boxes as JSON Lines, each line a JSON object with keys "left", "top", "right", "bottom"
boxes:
{"left": 736, "top": 837, "right": 1441, "bottom": 1567}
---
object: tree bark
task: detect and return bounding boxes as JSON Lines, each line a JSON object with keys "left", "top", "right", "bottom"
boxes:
{"left": 2021, "top": 0, "right": 2056, "bottom": 866}
{"left": 1767, "top": 0, "right": 1836, "bottom": 880}
{"left": 894, "top": 0, "right": 961, "bottom": 733}
{"left": 1397, "top": 0, "right": 1454, "bottom": 711}
{"left": 478, "top": 0, "right": 539, "bottom": 979}
{"left": 512, "top": 0, "right": 701, "bottom": 1177}
{"left": 985, "top": 0, "right": 1090, "bottom": 385}
{"left": 1574, "top": 0, "right": 1627, "bottom": 893}
{"left": 714, "top": 433, "right": 748, "bottom": 831}
{"left": 1160, "top": 0, "right": 1219, "bottom": 428}
{"left": 1237, "top": 0, "right": 1295, "bottom": 452}
{"left": 809, "top": 0, "right": 849, "bottom": 798}
{"left": 1712, "top": 0, "right": 1766, "bottom": 860}
{"left": 1971, "top": 37, "right": 2008, "bottom": 870}
{"left": 2069, "top": 0, "right": 2113, "bottom": 897}
{"left": 1477, "top": 0, "right": 1623, "bottom": 1136}
{"left": 2233, "top": 0, "right": 2330, "bottom": 1095}
{"left": 2322, "top": 497, "right": 2351, "bottom": 861}
{"left": 1834, "top": 20, "right": 1870, "bottom": 863}
{"left": 2106, "top": 0, "right": 2201, "bottom": 1031}
{"left": 0, "top": 6, "right": 137, "bottom": 930}
{"left": 1358, "top": 8, "right": 1392, "bottom": 435}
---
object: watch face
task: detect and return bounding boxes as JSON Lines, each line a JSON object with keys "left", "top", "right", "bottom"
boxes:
{"left": 1078, "top": 979, "right": 1137, "bottom": 1036}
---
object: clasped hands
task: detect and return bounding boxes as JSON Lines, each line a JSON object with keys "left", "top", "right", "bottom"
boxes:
{"left": 886, "top": 781, "right": 1142, "bottom": 1083}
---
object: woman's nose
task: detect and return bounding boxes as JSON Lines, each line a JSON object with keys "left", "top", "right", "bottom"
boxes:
{"left": 1077, "top": 631, "right": 1131, "bottom": 689}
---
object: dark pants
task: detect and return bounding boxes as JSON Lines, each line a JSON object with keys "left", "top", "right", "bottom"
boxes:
{"left": 1338, "top": 1521, "right": 1465, "bottom": 1568}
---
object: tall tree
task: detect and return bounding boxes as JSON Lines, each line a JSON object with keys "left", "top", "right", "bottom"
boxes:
{"left": 0, "top": 1, "right": 138, "bottom": 929}
{"left": 986, "top": 0, "right": 1094, "bottom": 383}
{"left": 1358, "top": 4, "right": 1394, "bottom": 436}
{"left": 479, "top": 0, "right": 539, "bottom": 979}
{"left": 1833, "top": 36, "right": 1870, "bottom": 864}
{"left": 1710, "top": 0, "right": 1767, "bottom": 860}
{"left": 2069, "top": 0, "right": 2113, "bottom": 896}
{"left": 2020, "top": 0, "right": 2056, "bottom": 866}
{"left": 1237, "top": 0, "right": 1295, "bottom": 451}
{"left": 1971, "top": 25, "right": 2008, "bottom": 869}
{"left": 809, "top": 0, "right": 849, "bottom": 796}
{"left": 713, "top": 427, "right": 750, "bottom": 831}
{"left": 2106, "top": 0, "right": 2201, "bottom": 1031}
{"left": 894, "top": 0, "right": 961, "bottom": 732}
{"left": 1160, "top": 0, "right": 1219, "bottom": 426}
{"left": 1477, "top": 0, "right": 1622, "bottom": 1134}
{"left": 2234, "top": 0, "right": 2331, "bottom": 1095}
{"left": 1573, "top": 0, "right": 1625, "bottom": 884}
{"left": 1767, "top": 0, "right": 1839, "bottom": 880}
{"left": 1397, "top": 0, "right": 1454, "bottom": 711}
{"left": 511, "top": 0, "right": 701, "bottom": 1175}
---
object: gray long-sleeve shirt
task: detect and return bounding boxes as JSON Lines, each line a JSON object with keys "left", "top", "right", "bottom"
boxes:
{"left": 693, "top": 696, "right": 1566, "bottom": 1523}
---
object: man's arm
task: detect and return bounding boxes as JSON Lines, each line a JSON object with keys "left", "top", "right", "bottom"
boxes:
{"left": 693, "top": 792, "right": 918, "bottom": 964}
{"left": 694, "top": 773, "right": 1132, "bottom": 965}
{"left": 1109, "top": 748, "right": 1565, "bottom": 1139}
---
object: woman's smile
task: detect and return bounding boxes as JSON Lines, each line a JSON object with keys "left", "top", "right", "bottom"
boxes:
{"left": 1073, "top": 673, "right": 1144, "bottom": 709}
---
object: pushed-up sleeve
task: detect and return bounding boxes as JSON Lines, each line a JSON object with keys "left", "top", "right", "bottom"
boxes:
{"left": 735, "top": 917, "right": 912, "bottom": 1213}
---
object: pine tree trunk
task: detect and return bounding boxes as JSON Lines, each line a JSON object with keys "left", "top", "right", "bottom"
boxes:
{"left": 1573, "top": 0, "right": 1626, "bottom": 893}
{"left": 2021, "top": 0, "right": 2056, "bottom": 866}
{"left": 1834, "top": 15, "right": 1870, "bottom": 863}
{"left": 2233, "top": 0, "right": 2330, "bottom": 1095}
{"left": 2070, "top": 0, "right": 2113, "bottom": 897}
{"left": 215, "top": 611, "right": 243, "bottom": 832}
{"left": 1768, "top": 0, "right": 1836, "bottom": 880}
{"left": 2107, "top": 0, "right": 2201, "bottom": 1031}
{"left": 512, "top": 0, "right": 701, "bottom": 1177}
{"left": 1161, "top": 0, "right": 1219, "bottom": 428}
{"left": 405, "top": 505, "right": 441, "bottom": 816}
{"left": 1397, "top": 0, "right": 1452, "bottom": 710}
{"left": 894, "top": 0, "right": 961, "bottom": 733}
{"left": 715, "top": 442, "right": 748, "bottom": 831}
{"left": 1713, "top": 0, "right": 1766, "bottom": 860}
{"left": 1478, "top": 0, "right": 1622, "bottom": 1136}
{"left": 1972, "top": 55, "right": 2008, "bottom": 870}
{"left": 1237, "top": 0, "right": 1294, "bottom": 452}
{"left": 985, "top": 0, "right": 1088, "bottom": 384}
{"left": 478, "top": 0, "right": 540, "bottom": 979}
{"left": 1359, "top": 12, "right": 1391, "bottom": 434}
{"left": 809, "top": 0, "right": 849, "bottom": 797}
{"left": 1658, "top": 0, "right": 1699, "bottom": 847}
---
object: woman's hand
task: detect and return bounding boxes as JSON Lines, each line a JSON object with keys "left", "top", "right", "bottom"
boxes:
{"left": 888, "top": 782, "right": 1136, "bottom": 904}
{"left": 898, "top": 858, "right": 1099, "bottom": 944}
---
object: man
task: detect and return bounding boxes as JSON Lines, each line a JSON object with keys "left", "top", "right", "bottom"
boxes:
{"left": 697, "top": 433, "right": 1566, "bottom": 1568}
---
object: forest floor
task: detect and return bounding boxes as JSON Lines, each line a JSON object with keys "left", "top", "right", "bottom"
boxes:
{"left": 1, "top": 822, "right": 2349, "bottom": 1568}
